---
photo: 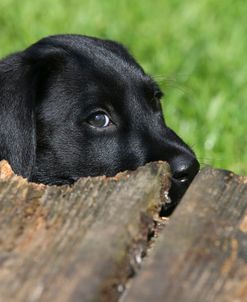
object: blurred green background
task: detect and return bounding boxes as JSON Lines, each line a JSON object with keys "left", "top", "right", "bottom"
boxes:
{"left": 0, "top": 0, "right": 246, "bottom": 174}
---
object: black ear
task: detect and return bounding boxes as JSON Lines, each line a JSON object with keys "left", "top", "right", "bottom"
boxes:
{"left": 0, "top": 40, "right": 66, "bottom": 178}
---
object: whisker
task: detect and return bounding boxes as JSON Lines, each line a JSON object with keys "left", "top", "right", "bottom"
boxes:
{"left": 153, "top": 72, "right": 191, "bottom": 81}
{"left": 158, "top": 81, "right": 194, "bottom": 98}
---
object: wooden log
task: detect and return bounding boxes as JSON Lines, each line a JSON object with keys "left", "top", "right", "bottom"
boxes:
{"left": 123, "top": 167, "right": 247, "bottom": 302}
{"left": 0, "top": 160, "right": 170, "bottom": 302}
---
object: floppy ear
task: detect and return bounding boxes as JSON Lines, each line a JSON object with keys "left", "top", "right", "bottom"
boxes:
{"left": 0, "top": 40, "right": 66, "bottom": 178}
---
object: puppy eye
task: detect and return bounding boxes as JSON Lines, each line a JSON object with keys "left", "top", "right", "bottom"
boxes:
{"left": 87, "top": 112, "right": 111, "bottom": 128}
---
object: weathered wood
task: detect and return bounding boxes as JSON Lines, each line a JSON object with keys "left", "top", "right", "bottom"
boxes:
{"left": 123, "top": 167, "right": 247, "bottom": 302}
{"left": 0, "top": 160, "right": 170, "bottom": 302}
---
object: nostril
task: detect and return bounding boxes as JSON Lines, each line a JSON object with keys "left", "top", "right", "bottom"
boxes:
{"left": 172, "top": 157, "right": 200, "bottom": 183}
{"left": 172, "top": 166, "right": 191, "bottom": 183}
{"left": 172, "top": 171, "right": 189, "bottom": 183}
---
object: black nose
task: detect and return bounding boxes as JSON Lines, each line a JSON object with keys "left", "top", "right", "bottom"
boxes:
{"left": 171, "top": 155, "right": 200, "bottom": 184}
{"left": 161, "top": 155, "right": 200, "bottom": 216}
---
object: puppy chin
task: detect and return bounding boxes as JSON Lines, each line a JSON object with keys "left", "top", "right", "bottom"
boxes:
{"left": 159, "top": 179, "right": 190, "bottom": 216}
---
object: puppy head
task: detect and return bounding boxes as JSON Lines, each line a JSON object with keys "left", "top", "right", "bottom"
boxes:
{"left": 0, "top": 35, "right": 199, "bottom": 210}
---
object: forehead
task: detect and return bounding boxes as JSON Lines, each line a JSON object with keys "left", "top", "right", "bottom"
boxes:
{"left": 50, "top": 35, "right": 157, "bottom": 89}
{"left": 64, "top": 61, "right": 154, "bottom": 95}
{"left": 45, "top": 35, "right": 162, "bottom": 111}
{"left": 51, "top": 35, "right": 143, "bottom": 71}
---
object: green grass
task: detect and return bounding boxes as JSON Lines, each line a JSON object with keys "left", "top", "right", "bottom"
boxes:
{"left": 0, "top": 0, "right": 246, "bottom": 174}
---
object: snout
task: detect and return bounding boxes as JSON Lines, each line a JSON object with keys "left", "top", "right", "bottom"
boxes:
{"left": 143, "top": 125, "right": 200, "bottom": 215}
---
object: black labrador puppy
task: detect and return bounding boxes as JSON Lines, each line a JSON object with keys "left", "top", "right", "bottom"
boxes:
{"left": 0, "top": 35, "right": 199, "bottom": 213}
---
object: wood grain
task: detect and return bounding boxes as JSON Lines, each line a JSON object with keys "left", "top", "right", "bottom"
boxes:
{"left": 0, "top": 160, "right": 170, "bottom": 302}
{"left": 123, "top": 167, "right": 247, "bottom": 302}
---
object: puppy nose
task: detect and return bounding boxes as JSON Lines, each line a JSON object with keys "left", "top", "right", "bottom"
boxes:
{"left": 171, "top": 155, "right": 200, "bottom": 184}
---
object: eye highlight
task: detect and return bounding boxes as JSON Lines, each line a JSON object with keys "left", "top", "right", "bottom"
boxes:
{"left": 87, "top": 112, "right": 111, "bottom": 128}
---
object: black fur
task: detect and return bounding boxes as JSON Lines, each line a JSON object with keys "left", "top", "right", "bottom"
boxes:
{"left": 0, "top": 35, "right": 199, "bottom": 213}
